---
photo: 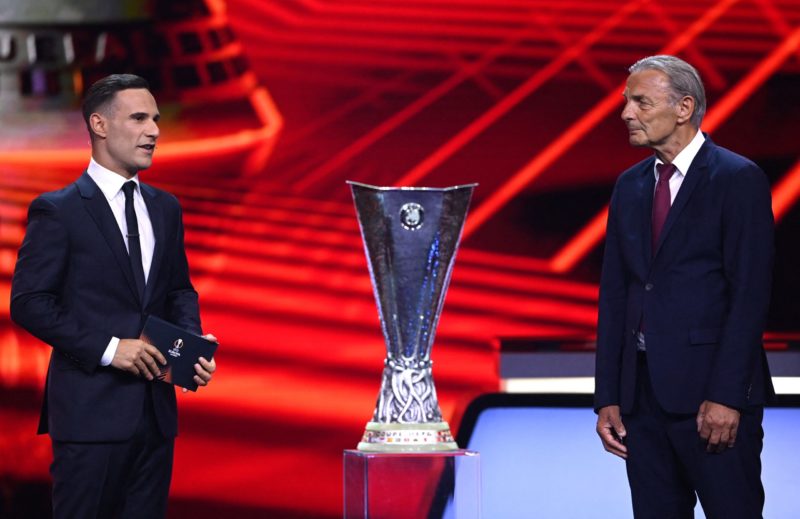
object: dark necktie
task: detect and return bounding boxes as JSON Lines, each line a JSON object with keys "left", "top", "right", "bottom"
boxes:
{"left": 652, "top": 163, "right": 676, "bottom": 253}
{"left": 122, "top": 181, "right": 146, "bottom": 300}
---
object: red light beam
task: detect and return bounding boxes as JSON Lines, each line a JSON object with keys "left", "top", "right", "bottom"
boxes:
{"left": 290, "top": 25, "right": 535, "bottom": 192}
{"left": 394, "top": 0, "right": 646, "bottom": 187}
{"left": 549, "top": 24, "right": 800, "bottom": 273}
{"left": 463, "top": 0, "right": 738, "bottom": 241}
{"left": 773, "top": 158, "right": 800, "bottom": 221}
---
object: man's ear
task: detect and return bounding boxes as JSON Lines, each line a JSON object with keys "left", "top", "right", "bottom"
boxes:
{"left": 676, "top": 95, "right": 695, "bottom": 125}
{"left": 89, "top": 112, "right": 107, "bottom": 139}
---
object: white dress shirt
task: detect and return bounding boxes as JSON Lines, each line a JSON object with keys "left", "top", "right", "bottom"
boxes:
{"left": 86, "top": 158, "right": 156, "bottom": 366}
{"left": 653, "top": 129, "right": 706, "bottom": 204}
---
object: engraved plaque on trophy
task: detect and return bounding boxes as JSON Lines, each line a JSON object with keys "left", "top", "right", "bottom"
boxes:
{"left": 348, "top": 181, "right": 477, "bottom": 452}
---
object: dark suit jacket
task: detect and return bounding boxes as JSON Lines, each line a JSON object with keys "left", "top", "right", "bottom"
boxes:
{"left": 10, "top": 172, "right": 201, "bottom": 442}
{"left": 595, "top": 137, "right": 775, "bottom": 415}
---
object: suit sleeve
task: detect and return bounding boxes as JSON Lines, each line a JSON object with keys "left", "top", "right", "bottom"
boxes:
{"left": 705, "top": 164, "right": 774, "bottom": 409}
{"left": 164, "top": 201, "right": 202, "bottom": 336}
{"left": 10, "top": 196, "right": 111, "bottom": 373}
{"left": 594, "top": 184, "right": 628, "bottom": 411}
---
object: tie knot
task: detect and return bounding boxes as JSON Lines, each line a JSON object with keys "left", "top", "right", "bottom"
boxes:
{"left": 122, "top": 181, "right": 137, "bottom": 200}
{"left": 656, "top": 163, "right": 677, "bottom": 182}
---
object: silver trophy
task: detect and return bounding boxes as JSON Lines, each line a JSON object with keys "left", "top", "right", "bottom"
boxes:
{"left": 349, "top": 181, "right": 477, "bottom": 452}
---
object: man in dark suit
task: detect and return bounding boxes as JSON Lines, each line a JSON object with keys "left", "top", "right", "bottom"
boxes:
{"left": 10, "top": 74, "right": 217, "bottom": 518}
{"left": 594, "top": 56, "right": 774, "bottom": 518}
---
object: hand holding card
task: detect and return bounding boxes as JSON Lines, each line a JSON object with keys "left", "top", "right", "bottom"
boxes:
{"left": 139, "top": 316, "right": 218, "bottom": 391}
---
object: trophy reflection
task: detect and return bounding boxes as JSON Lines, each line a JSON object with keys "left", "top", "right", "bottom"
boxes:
{"left": 349, "top": 181, "right": 476, "bottom": 452}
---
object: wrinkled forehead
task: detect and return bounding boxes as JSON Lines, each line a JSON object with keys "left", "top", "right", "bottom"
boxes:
{"left": 624, "top": 69, "right": 673, "bottom": 96}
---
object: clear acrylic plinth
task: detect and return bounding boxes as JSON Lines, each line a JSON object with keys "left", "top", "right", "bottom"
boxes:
{"left": 343, "top": 449, "right": 481, "bottom": 519}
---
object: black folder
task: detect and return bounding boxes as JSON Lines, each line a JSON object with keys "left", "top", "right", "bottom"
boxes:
{"left": 139, "top": 315, "right": 218, "bottom": 391}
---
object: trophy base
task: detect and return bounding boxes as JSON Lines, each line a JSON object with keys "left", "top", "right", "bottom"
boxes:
{"left": 357, "top": 421, "right": 459, "bottom": 452}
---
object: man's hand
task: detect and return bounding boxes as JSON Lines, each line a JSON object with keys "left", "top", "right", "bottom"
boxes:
{"left": 182, "top": 333, "right": 218, "bottom": 393}
{"left": 596, "top": 405, "right": 627, "bottom": 459}
{"left": 697, "top": 400, "right": 740, "bottom": 453}
{"left": 112, "top": 338, "right": 167, "bottom": 380}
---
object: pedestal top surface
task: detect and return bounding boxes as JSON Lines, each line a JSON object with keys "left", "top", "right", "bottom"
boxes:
{"left": 344, "top": 449, "right": 479, "bottom": 459}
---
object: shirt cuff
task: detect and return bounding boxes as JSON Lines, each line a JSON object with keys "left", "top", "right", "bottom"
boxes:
{"left": 100, "top": 337, "right": 120, "bottom": 366}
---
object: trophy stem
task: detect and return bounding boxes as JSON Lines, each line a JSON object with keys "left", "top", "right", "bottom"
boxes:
{"left": 357, "top": 349, "right": 458, "bottom": 451}
{"left": 375, "top": 358, "right": 440, "bottom": 423}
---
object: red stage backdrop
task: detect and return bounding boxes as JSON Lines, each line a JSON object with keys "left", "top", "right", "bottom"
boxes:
{"left": 1, "top": 1, "right": 799, "bottom": 517}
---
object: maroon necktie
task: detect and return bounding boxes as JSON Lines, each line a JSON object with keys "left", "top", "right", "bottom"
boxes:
{"left": 652, "top": 163, "right": 676, "bottom": 253}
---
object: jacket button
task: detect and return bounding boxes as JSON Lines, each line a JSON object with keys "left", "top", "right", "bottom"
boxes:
{"left": 645, "top": 283, "right": 654, "bottom": 291}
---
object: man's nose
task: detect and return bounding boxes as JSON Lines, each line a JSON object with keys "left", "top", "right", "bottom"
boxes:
{"left": 147, "top": 120, "right": 160, "bottom": 139}
{"left": 621, "top": 101, "right": 634, "bottom": 121}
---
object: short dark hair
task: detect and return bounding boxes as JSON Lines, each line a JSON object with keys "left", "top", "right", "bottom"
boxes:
{"left": 81, "top": 74, "right": 150, "bottom": 136}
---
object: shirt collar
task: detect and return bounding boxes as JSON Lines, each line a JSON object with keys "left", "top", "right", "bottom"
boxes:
{"left": 86, "top": 158, "right": 140, "bottom": 201}
{"left": 654, "top": 129, "right": 706, "bottom": 179}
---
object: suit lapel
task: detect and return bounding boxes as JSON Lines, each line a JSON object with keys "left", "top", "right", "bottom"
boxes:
{"left": 141, "top": 183, "right": 164, "bottom": 308}
{"left": 76, "top": 172, "right": 141, "bottom": 304}
{"left": 653, "top": 139, "right": 713, "bottom": 257}
{"left": 638, "top": 159, "right": 656, "bottom": 265}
